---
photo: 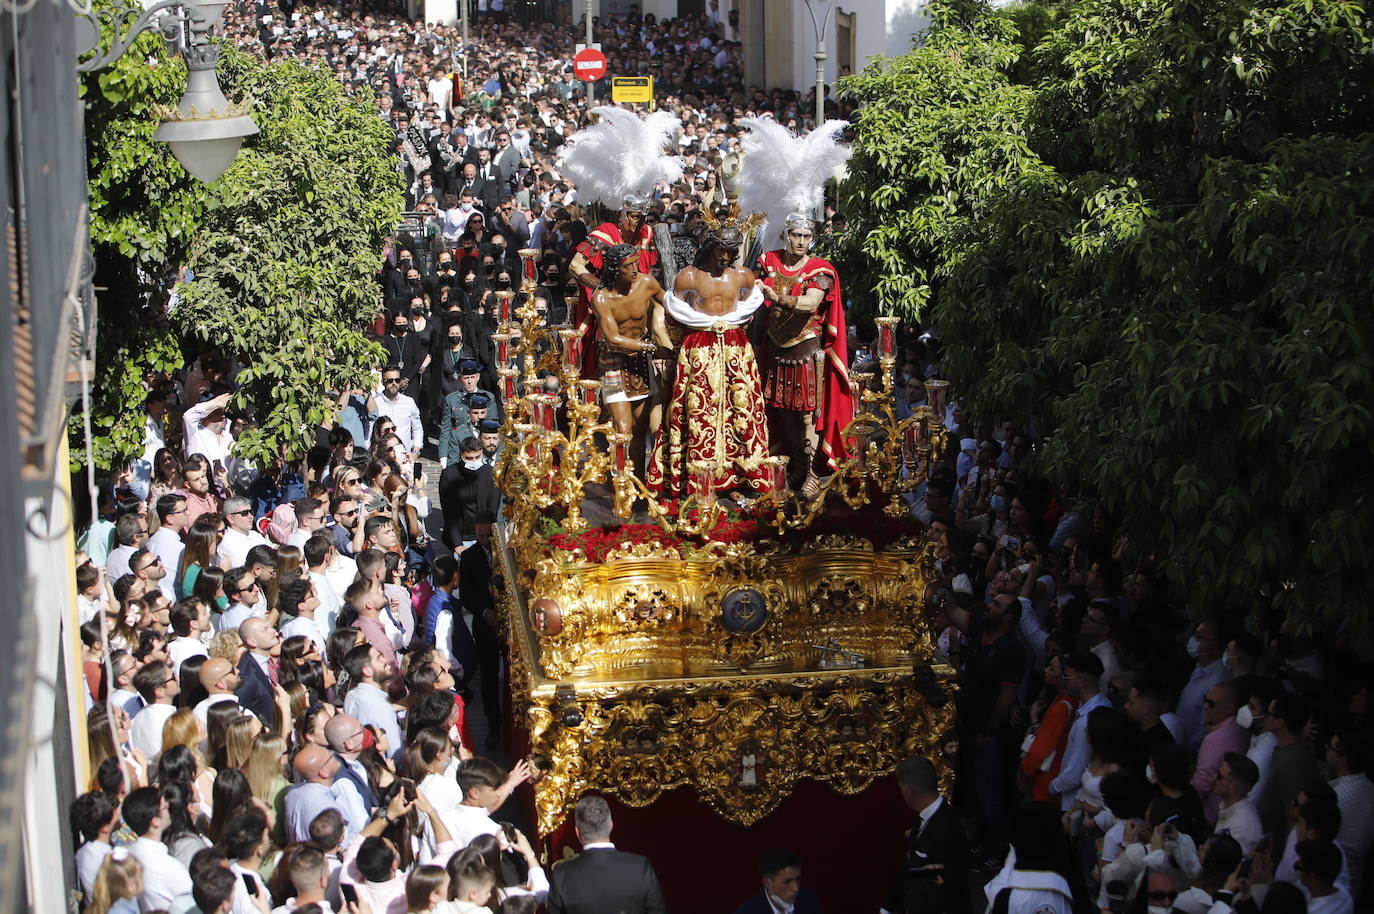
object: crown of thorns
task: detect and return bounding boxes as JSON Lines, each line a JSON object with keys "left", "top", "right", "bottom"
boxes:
{"left": 702, "top": 202, "right": 767, "bottom": 235}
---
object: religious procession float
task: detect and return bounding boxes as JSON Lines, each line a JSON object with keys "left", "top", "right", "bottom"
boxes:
{"left": 486, "top": 108, "right": 956, "bottom": 839}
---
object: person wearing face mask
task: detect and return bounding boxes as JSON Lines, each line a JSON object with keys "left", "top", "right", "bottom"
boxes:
{"left": 385, "top": 249, "right": 416, "bottom": 309}
{"left": 438, "top": 438, "right": 500, "bottom": 554}
{"left": 1177, "top": 618, "right": 1232, "bottom": 756}
{"left": 1238, "top": 679, "right": 1280, "bottom": 802}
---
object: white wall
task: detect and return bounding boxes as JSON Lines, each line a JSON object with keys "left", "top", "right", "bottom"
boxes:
{"left": 784, "top": 0, "right": 931, "bottom": 96}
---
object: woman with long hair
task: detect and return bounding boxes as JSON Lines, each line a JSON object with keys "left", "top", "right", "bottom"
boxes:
{"left": 401, "top": 649, "right": 469, "bottom": 754}
{"left": 176, "top": 656, "right": 208, "bottom": 709}
{"left": 223, "top": 714, "right": 262, "bottom": 770}
{"left": 205, "top": 701, "right": 244, "bottom": 772}
{"left": 149, "top": 448, "right": 184, "bottom": 502}
{"left": 327, "top": 628, "right": 365, "bottom": 694}
{"left": 459, "top": 831, "right": 549, "bottom": 905}
{"left": 177, "top": 513, "right": 223, "bottom": 599}
{"left": 278, "top": 635, "right": 316, "bottom": 687}
{"left": 87, "top": 702, "right": 144, "bottom": 792}
{"left": 190, "top": 565, "right": 227, "bottom": 616}
{"left": 383, "top": 474, "right": 428, "bottom": 558}
{"left": 160, "top": 778, "right": 212, "bottom": 868}
{"left": 296, "top": 658, "right": 335, "bottom": 706}
{"left": 275, "top": 543, "right": 303, "bottom": 580}
{"left": 158, "top": 713, "right": 216, "bottom": 816}
{"left": 243, "top": 731, "right": 290, "bottom": 845}
{"left": 1064, "top": 707, "right": 1136, "bottom": 837}
{"left": 295, "top": 700, "right": 335, "bottom": 750}
{"left": 207, "top": 767, "right": 253, "bottom": 844}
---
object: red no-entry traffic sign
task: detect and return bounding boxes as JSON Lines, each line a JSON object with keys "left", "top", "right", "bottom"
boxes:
{"left": 573, "top": 47, "right": 608, "bottom": 82}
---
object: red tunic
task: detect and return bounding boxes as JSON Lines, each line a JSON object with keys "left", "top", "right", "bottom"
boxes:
{"left": 572, "top": 221, "right": 657, "bottom": 378}
{"left": 754, "top": 251, "right": 854, "bottom": 472}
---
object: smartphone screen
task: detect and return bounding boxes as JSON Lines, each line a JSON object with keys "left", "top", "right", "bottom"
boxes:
{"left": 341, "top": 883, "right": 359, "bottom": 905}
{"left": 241, "top": 872, "right": 258, "bottom": 896}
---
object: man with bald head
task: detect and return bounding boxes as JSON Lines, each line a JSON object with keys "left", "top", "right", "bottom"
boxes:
{"left": 193, "top": 657, "right": 241, "bottom": 723}
{"left": 236, "top": 617, "right": 280, "bottom": 726}
{"left": 1193, "top": 679, "right": 1251, "bottom": 822}
{"left": 285, "top": 745, "right": 369, "bottom": 843}
{"left": 324, "top": 713, "right": 377, "bottom": 813}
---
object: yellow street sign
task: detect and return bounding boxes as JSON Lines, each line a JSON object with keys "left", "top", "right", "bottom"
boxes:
{"left": 611, "top": 76, "right": 654, "bottom": 104}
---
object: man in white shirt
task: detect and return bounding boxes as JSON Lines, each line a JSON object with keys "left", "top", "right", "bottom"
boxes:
{"left": 1293, "top": 840, "right": 1354, "bottom": 914}
{"left": 129, "top": 547, "right": 171, "bottom": 610}
{"left": 72, "top": 791, "right": 119, "bottom": 901}
{"left": 288, "top": 496, "right": 330, "bottom": 551}
{"left": 1213, "top": 752, "right": 1263, "bottom": 854}
{"left": 129, "top": 660, "right": 181, "bottom": 764}
{"left": 219, "top": 496, "right": 270, "bottom": 569}
{"left": 125, "top": 787, "right": 193, "bottom": 911}
{"left": 217, "top": 566, "right": 266, "bottom": 632}
{"left": 279, "top": 575, "right": 328, "bottom": 656}
{"left": 130, "top": 387, "right": 172, "bottom": 500}
{"left": 1049, "top": 652, "right": 1110, "bottom": 810}
{"left": 167, "top": 598, "right": 211, "bottom": 676}
{"left": 193, "top": 657, "right": 242, "bottom": 723}
{"left": 148, "top": 494, "right": 188, "bottom": 600}
{"left": 182, "top": 390, "right": 236, "bottom": 467}
{"left": 373, "top": 367, "right": 423, "bottom": 456}
{"left": 272, "top": 844, "right": 334, "bottom": 914}
{"left": 304, "top": 535, "right": 344, "bottom": 633}
{"left": 108, "top": 650, "right": 146, "bottom": 718}
{"left": 106, "top": 513, "right": 149, "bottom": 580}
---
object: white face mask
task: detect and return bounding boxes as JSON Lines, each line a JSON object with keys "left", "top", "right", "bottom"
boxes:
{"left": 463, "top": 459, "right": 484, "bottom": 471}
{"left": 1145, "top": 764, "right": 1158, "bottom": 785}
{"left": 1236, "top": 706, "right": 1255, "bottom": 730}
{"left": 1148, "top": 906, "right": 1173, "bottom": 914}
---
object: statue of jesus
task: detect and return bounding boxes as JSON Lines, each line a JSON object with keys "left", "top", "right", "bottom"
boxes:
{"left": 645, "top": 218, "right": 774, "bottom": 499}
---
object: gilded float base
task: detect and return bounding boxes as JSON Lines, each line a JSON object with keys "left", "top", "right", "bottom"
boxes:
{"left": 498, "top": 532, "right": 956, "bottom": 833}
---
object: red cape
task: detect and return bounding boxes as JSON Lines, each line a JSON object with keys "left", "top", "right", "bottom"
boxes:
{"left": 755, "top": 251, "right": 854, "bottom": 473}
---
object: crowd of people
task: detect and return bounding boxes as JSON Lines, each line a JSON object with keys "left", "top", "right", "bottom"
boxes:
{"left": 69, "top": 1, "right": 1374, "bottom": 914}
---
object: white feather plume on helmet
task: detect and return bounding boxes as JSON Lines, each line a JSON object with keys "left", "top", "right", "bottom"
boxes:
{"left": 734, "top": 117, "right": 852, "bottom": 238}
{"left": 556, "top": 106, "right": 685, "bottom": 211}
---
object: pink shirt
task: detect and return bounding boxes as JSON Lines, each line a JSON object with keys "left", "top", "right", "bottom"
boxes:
{"left": 1193, "top": 716, "right": 1251, "bottom": 821}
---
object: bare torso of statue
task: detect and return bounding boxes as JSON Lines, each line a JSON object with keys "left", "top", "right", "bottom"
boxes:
{"left": 672, "top": 263, "right": 759, "bottom": 316}
{"left": 591, "top": 274, "right": 664, "bottom": 353}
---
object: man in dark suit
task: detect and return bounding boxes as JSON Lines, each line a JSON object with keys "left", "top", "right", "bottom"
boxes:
{"left": 881, "top": 755, "right": 970, "bottom": 914}
{"left": 733, "top": 847, "right": 823, "bottom": 914}
{"left": 548, "top": 795, "right": 667, "bottom": 914}
{"left": 460, "top": 511, "right": 502, "bottom": 744}
{"left": 438, "top": 437, "right": 500, "bottom": 551}
{"left": 234, "top": 617, "right": 279, "bottom": 726}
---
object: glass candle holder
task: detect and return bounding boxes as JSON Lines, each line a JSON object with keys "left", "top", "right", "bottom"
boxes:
{"left": 559, "top": 328, "right": 582, "bottom": 374}
{"left": 766, "top": 456, "right": 787, "bottom": 496}
{"left": 875, "top": 315, "right": 899, "bottom": 360}
{"left": 496, "top": 290, "right": 515, "bottom": 324}
{"left": 924, "top": 379, "right": 949, "bottom": 420}
{"left": 499, "top": 367, "right": 518, "bottom": 402}
{"left": 850, "top": 371, "right": 873, "bottom": 397}
{"left": 519, "top": 248, "right": 539, "bottom": 286}
{"left": 689, "top": 460, "right": 717, "bottom": 498}
{"left": 492, "top": 332, "right": 512, "bottom": 367}
{"left": 611, "top": 433, "right": 630, "bottom": 475}
{"left": 577, "top": 379, "right": 600, "bottom": 407}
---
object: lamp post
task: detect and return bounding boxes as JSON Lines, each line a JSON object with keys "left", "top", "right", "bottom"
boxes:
{"left": 77, "top": 0, "right": 258, "bottom": 183}
{"left": 584, "top": 0, "right": 594, "bottom": 106}
{"left": 803, "top": 0, "right": 838, "bottom": 129}
{"left": 803, "top": 0, "right": 838, "bottom": 223}
{"left": 461, "top": 0, "right": 469, "bottom": 83}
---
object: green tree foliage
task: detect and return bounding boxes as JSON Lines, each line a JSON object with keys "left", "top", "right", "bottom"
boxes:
{"left": 173, "top": 48, "right": 400, "bottom": 465}
{"left": 77, "top": 36, "right": 402, "bottom": 470}
{"left": 838, "top": 0, "right": 1374, "bottom": 623}
{"left": 78, "top": 22, "right": 205, "bottom": 471}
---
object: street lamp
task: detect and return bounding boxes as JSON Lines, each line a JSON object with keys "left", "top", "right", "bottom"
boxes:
{"left": 803, "top": 0, "right": 839, "bottom": 129}
{"left": 77, "top": 0, "right": 258, "bottom": 183}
